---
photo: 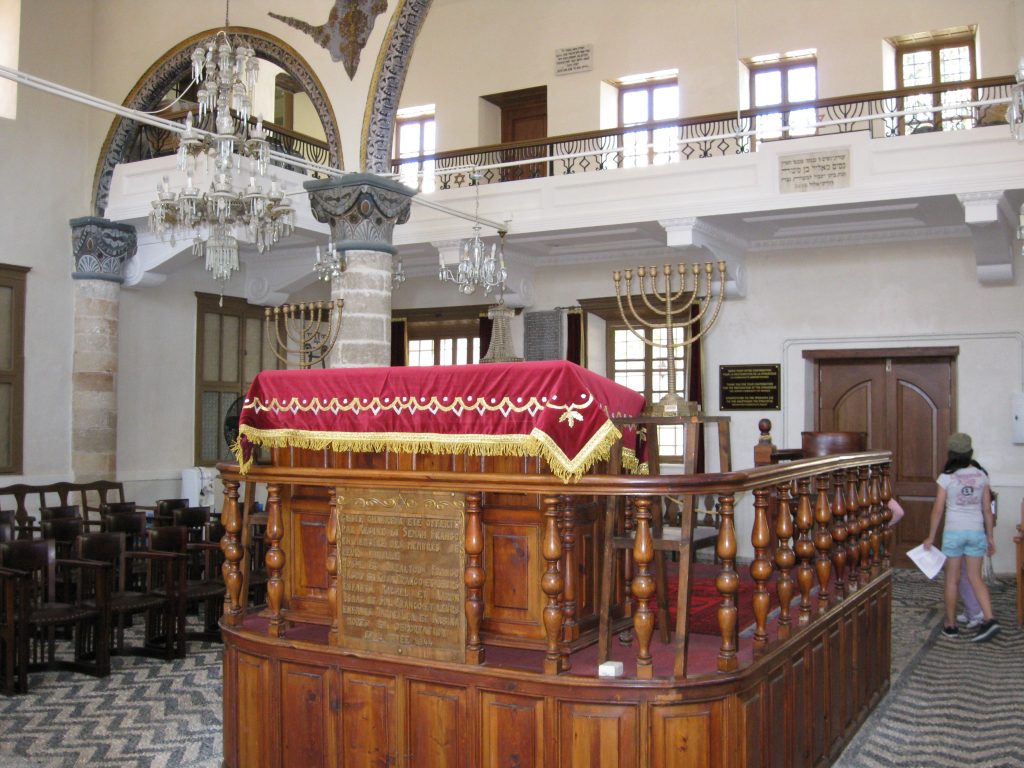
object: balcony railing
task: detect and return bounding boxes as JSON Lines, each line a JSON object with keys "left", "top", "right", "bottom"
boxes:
{"left": 392, "top": 76, "right": 1014, "bottom": 191}
{"left": 121, "top": 105, "right": 331, "bottom": 177}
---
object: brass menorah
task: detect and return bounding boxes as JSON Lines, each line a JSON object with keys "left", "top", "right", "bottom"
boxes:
{"left": 265, "top": 300, "right": 344, "bottom": 369}
{"left": 612, "top": 261, "right": 727, "bottom": 416}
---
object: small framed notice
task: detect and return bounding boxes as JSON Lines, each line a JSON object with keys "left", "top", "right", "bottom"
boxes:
{"left": 555, "top": 44, "right": 593, "bottom": 76}
{"left": 720, "top": 364, "right": 781, "bottom": 411}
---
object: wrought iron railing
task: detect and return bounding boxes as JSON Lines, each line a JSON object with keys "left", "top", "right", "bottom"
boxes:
{"left": 392, "top": 76, "right": 1014, "bottom": 191}
{"left": 121, "top": 105, "right": 331, "bottom": 177}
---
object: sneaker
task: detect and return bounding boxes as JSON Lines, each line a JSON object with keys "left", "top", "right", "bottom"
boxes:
{"left": 957, "top": 612, "right": 984, "bottom": 628}
{"left": 971, "top": 619, "right": 1001, "bottom": 643}
{"left": 941, "top": 625, "right": 959, "bottom": 638}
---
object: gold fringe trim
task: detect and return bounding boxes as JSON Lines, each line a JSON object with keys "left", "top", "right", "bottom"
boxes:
{"left": 620, "top": 448, "right": 650, "bottom": 476}
{"left": 233, "top": 422, "right": 624, "bottom": 484}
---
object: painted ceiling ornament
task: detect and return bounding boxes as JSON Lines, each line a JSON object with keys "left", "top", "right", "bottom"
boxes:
{"left": 269, "top": 0, "right": 388, "bottom": 80}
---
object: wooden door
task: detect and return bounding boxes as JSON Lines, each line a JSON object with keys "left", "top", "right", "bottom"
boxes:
{"left": 812, "top": 349, "right": 957, "bottom": 567}
{"left": 483, "top": 86, "right": 547, "bottom": 180}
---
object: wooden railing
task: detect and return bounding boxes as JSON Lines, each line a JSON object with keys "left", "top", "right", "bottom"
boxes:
{"left": 393, "top": 76, "right": 1014, "bottom": 190}
{"left": 218, "top": 446, "right": 893, "bottom": 680}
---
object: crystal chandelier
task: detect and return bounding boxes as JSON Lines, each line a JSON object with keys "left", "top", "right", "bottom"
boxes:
{"left": 314, "top": 241, "right": 407, "bottom": 289}
{"left": 148, "top": 1, "right": 295, "bottom": 290}
{"left": 1010, "top": 56, "right": 1024, "bottom": 141}
{"left": 438, "top": 173, "right": 507, "bottom": 295}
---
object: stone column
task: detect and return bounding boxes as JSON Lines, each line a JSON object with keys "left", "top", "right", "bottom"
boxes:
{"left": 305, "top": 174, "right": 415, "bottom": 368}
{"left": 69, "top": 217, "right": 137, "bottom": 481}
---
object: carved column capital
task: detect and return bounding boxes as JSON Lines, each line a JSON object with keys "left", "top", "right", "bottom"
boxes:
{"left": 304, "top": 174, "right": 415, "bottom": 254}
{"left": 69, "top": 216, "right": 137, "bottom": 283}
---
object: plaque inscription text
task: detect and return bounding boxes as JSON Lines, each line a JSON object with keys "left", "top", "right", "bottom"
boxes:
{"left": 337, "top": 488, "right": 466, "bottom": 662}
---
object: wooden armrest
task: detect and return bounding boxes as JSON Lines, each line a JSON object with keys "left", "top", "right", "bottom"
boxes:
{"left": 57, "top": 557, "right": 113, "bottom": 572}
{"left": 127, "top": 550, "right": 186, "bottom": 562}
{"left": 0, "top": 565, "right": 29, "bottom": 578}
{"left": 187, "top": 541, "right": 222, "bottom": 551}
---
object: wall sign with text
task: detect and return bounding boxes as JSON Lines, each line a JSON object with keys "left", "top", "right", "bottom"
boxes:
{"left": 719, "top": 364, "right": 781, "bottom": 410}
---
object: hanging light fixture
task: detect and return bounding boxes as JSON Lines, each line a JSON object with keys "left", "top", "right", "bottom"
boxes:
{"left": 438, "top": 171, "right": 508, "bottom": 295}
{"left": 148, "top": 0, "right": 295, "bottom": 291}
{"left": 312, "top": 241, "right": 407, "bottom": 289}
{"left": 1010, "top": 56, "right": 1024, "bottom": 141}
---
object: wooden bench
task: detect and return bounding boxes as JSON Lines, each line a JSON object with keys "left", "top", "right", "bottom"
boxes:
{"left": 0, "top": 480, "right": 126, "bottom": 534}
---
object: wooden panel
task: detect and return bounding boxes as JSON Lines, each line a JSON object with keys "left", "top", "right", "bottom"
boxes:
{"left": 809, "top": 635, "right": 828, "bottom": 766}
{"left": 650, "top": 701, "right": 722, "bottom": 768}
{"left": 826, "top": 622, "right": 844, "bottom": 756}
{"left": 483, "top": 507, "right": 543, "bottom": 641}
{"left": 280, "top": 662, "right": 337, "bottom": 768}
{"left": 766, "top": 665, "right": 788, "bottom": 768}
{"left": 408, "top": 680, "right": 469, "bottom": 768}
{"left": 739, "top": 684, "right": 764, "bottom": 768}
{"left": 341, "top": 671, "right": 397, "bottom": 768}
{"left": 854, "top": 603, "right": 869, "bottom": 722}
{"left": 236, "top": 651, "right": 272, "bottom": 768}
{"left": 788, "top": 650, "right": 806, "bottom": 768}
{"left": 558, "top": 702, "right": 637, "bottom": 768}
{"left": 480, "top": 691, "right": 544, "bottom": 768}
{"left": 839, "top": 613, "right": 855, "bottom": 733}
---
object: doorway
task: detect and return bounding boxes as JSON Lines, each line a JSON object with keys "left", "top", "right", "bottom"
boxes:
{"left": 806, "top": 348, "right": 958, "bottom": 567}
{"left": 482, "top": 86, "right": 547, "bottom": 180}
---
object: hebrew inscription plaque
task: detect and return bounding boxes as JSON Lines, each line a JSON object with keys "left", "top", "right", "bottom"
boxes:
{"left": 337, "top": 488, "right": 466, "bottom": 662}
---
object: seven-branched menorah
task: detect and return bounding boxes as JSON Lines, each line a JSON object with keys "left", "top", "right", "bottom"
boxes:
{"left": 613, "top": 261, "right": 726, "bottom": 416}
{"left": 265, "top": 300, "right": 343, "bottom": 369}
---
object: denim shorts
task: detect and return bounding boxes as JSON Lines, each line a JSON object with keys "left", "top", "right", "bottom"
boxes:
{"left": 942, "top": 529, "right": 987, "bottom": 558}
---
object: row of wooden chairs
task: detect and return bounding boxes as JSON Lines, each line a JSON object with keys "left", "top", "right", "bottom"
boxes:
{"left": 0, "top": 499, "right": 236, "bottom": 694}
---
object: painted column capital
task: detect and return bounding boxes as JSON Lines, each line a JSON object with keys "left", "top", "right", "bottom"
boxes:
{"left": 304, "top": 174, "right": 415, "bottom": 254}
{"left": 69, "top": 216, "right": 137, "bottom": 283}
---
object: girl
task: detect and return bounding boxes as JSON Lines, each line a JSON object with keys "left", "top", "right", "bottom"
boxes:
{"left": 922, "top": 432, "right": 1000, "bottom": 642}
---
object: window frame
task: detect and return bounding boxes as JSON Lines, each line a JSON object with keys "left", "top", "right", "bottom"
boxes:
{"left": 616, "top": 74, "right": 680, "bottom": 167}
{"left": 0, "top": 264, "right": 27, "bottom": 474}
{"left": 393, "top": 106, "right": 436, "bottom": 193}
{"left": 394, "top": 305, "right": 490, "bottom": 367}
{"left": 747, "top": 53, "right": 818, "bottom": 141}
{"left": 194, "top": 292, "right": 281, "bottom": 467}
{"left": 893, "top": 32, "right": 977, "bottom": 133}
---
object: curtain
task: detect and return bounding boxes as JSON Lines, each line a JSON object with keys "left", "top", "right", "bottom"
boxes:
{"left": 390, "top": 318, "right": 407, "bottom": 366}
{"left": 478, "top": 314, "right": 493, "bottom": 360}
{"left": 565, "top": 308, "right": 584, "bottom": 365}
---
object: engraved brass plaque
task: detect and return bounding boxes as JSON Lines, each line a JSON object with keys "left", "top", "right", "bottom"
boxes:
{"left": 336, "top": 487, "right": 466, "bottom": 663}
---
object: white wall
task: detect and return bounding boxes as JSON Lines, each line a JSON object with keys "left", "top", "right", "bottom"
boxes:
{"left": 402, "top": 0, "right": 1024, "bottom": 151}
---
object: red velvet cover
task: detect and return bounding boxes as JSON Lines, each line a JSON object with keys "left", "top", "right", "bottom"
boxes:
{"left": 233, "top": 361, "right": 645, "bottom": 482}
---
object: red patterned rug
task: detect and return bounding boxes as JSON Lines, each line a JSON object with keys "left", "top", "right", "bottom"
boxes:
{"left": 665, "top": 561, "right": 779, "bottom": 636}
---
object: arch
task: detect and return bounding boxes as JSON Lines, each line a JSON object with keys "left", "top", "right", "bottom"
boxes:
{"left": 91, "top": 27, "right": 341, "bottom": 216}
{"left": 362, "top": 0, "right": 434, "bottom": 173}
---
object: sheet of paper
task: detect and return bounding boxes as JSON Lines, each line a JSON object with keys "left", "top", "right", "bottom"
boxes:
{"left": 906, "top": 543, "right": 946, "bottom": 580}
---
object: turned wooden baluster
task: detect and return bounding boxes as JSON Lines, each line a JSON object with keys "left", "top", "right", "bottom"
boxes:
{"left": 560, "top": 495, "right": 579, "bottom": 643}
{"left": 857, "top": 466, "right": 872, "bottom": 586}
{"left": 814, "top": 473, "right": 834, "bottom": 615}
{"left": 774, "top": 482, "right": 795, "bottom": 640}
{"left": 830, "top": 469, "right": 849, "bottom": 600}
{"left": 880, "top": 462, "right": 894, "bottom": 568}
{"left": 845, "top": 468, "right": 861, "bottom": 593}
{"left": 220, "top": 479, "right": 244, "bottom": 626}
{"left": 326, "top": 487, "right": 339, "bottom": 645}
{"left": 750, "top": 487, "right": 772, "bottom": 654}
{"left": 541, "top": 495, "right": 566, "bottom": 674}
{"left": 622, "top": 496, "right": 635, "bottom": 620}
{"left": 631, "top": 495, "right": 656, "bottom": 679}
{"left": 868, "top": 466, "right": 883, "bottom": 576}
{"left": 716, "top": 492, "right": 739, "bottom": 673}
{"left": 265, "top": 482, "right": 286, "bottom": 637}
{"left": 465, "top": 491, "right": 485, "bottom": 665}
{"left": 794, "top": 477, "right": 815, "bottom": 625}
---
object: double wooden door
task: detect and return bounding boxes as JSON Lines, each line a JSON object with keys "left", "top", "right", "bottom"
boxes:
{"left": 809, "top": 349, "right": 957, "bottom": 567}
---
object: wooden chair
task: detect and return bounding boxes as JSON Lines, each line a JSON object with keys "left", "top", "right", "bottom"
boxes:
{"left": 99, "top": 501, "right": 137, "bottom": 517}
{"left": 74, "top": 532, "right": 185, "bottom": 660}
{"left": 149, "top": 523, "right": 225, "bottom": 644}
{"left": 0, "top": 538, "right": 111, "bottom": 695}
{"left": 152, "top": 498, "right": 189, "bottom": 527}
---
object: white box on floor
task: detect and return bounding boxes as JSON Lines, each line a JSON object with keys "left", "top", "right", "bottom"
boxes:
{"left": 598, "top": 661, "right": 624, "bottom": 678}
